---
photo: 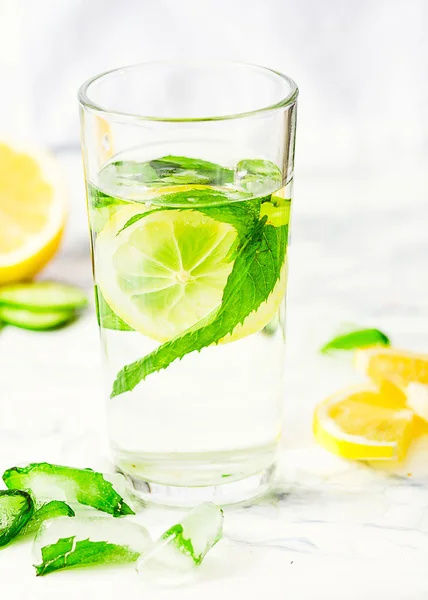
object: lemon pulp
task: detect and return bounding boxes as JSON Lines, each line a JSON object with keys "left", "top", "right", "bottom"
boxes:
{"left": 314, "top": 384, "right": 416, "bottom": 461}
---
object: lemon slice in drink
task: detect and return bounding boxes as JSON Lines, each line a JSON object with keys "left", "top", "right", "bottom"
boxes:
{"left": 220, "top": 261, "right": 286, "bottom": 343}
{"left": 97, "top": 200, "right": 287, "bottom": 344}
{"left": 96, "top": 206, "right": 237, "bottom": 342}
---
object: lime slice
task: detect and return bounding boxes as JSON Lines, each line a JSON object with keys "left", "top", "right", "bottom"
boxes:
{"left": 96, "top": 206, "right": 237, "bottom": 342}
{"left": 220, "top": 261, "right": 286, "bottom": 343}
{"left": 96, "top": 198, "right": 288, "bottom": 344}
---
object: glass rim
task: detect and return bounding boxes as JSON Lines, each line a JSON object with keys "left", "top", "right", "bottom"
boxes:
{"left": 78, "top": 60, "right": 298, "bottom": 123}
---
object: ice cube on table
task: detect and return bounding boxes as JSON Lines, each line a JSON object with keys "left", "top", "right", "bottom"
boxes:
{"left": 137, "top": 502, "right": 223, "bottom": 585}
{"left": 33, "top": 516, "right": 152, "bottom": 576}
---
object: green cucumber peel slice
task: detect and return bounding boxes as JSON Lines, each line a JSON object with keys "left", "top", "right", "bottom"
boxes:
{"left": 0, "top": 489, "right": 34, "bottom": 547}
{"left": 0, "top": 306, "right": 75, "bottom": 330}
{"left": 20, "top": 501, "right": 75, "bottom": 537}
{"left": 3, "top": 463, "right": 134, "bottom": 517}
{"left": 0, "top": 282, "right": 88, "bottom": 312}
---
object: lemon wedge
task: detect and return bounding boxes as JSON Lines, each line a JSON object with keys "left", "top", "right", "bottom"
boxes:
{"left": 313, "top": 383, "right": 416, "bottom": 461}
{"left": 355, "top": 347, "right": 428, "bottom": 388}
{"left": 0, "top": 143, "right": 66, "bottom": 283}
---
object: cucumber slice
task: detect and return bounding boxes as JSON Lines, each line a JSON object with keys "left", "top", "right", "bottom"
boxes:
{"left": 3, "top": 462, "right": 135, "bottom": 517}
{"left": 0, "top": 307, "right": 75, "bottom": 330}
{"left": 20, "top": 501, "right": 75, "bottom": 537}
{"left": 0, "top": 282, "right": 88, "bottom": 312}
{"left": 0, "top": 490, "right": 34, "bottom": 547}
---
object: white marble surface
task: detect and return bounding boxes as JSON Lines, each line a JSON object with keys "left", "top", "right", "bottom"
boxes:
{"left": 1, "top": 153, "right": 428, "bottom": 599}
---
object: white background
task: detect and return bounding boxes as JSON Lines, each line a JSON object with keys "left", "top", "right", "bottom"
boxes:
{"left": 0, "top": 0, "right": 427, "bottom": 173}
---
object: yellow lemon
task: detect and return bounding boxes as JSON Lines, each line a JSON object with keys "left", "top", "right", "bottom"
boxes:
{"left": 313, "top": 383, "right": 416, "bottom": 461}
{"left": 0, "top": 143, "right": 67, "bottom": 283}
{"left": 355, "top": 346, "right": 428, "bottom": 388}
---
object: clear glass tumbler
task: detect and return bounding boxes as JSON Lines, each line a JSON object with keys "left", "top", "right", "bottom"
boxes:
{"left": 79, "top": 61, "right": 298, "bottom": 506}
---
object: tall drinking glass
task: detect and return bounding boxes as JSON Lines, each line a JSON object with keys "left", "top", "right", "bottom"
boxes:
{"left": 79, "top": 62, "right": 298, "bottom": 506}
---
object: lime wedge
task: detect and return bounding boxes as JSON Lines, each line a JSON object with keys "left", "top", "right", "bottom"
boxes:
{"left": 320, "top": 328, "right": 390, "bottom": 354}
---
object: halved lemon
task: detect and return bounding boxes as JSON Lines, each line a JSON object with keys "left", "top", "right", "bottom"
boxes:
{"left": 96, "top": 204, "right": 286, "bottom": 343}
{"left": 0, "top": 143, "right": 66, "bottom": 283}
{"left": 355, "top": 347, "right": 428, "bottom": 388}
{"left": 313, "top": 383, "right": 416, "bottom": 461}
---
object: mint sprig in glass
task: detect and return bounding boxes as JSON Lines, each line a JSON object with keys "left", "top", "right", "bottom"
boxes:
{"left": 79, "top": 61, "right": 298, "bottom": 505}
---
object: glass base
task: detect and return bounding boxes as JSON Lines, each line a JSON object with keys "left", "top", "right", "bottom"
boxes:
{"left": 122, "top": 464, "right": 276, "bottom": 507}
{"left": 113, "top": 444, "right": 277, "bottom": 506}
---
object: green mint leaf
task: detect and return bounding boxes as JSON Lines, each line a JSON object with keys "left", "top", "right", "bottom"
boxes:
{"left": 199, "top": 199, "right": 261, "bottom": 240}
{"left": 33, "top": 516, "right": 152, "bottom": 575}
{"left": 34, "top": 536, "right": 140, "bottom": 576}
{"left": 95, "top": 285, "right": 135, "bottom": 331}
{"left": 150, "top": 155, "right": 234, "bottom": 185}
{"left": 20, "top": 501, "right": 75, "bottom": 537}
{"left": 145, "top": 187, "right": 251, "bottom": 206}
{"left": 111, "top": 217, "right": 287, "bottom": 396}
{"left": 0, "top": 490, "right": 34, "bottom": 547}
{"left": 161, "top": 171, "right": 212, "bottom": 184}
{"left": 88, "top": 184, "right": 127, "bottom": 209}
{"left": 2, "top": 463, "right": 135, "bottom": 517}
{"left": 116, "top": 187, "right": 261, "bottom": 241}
{"left": 115, "top": 209, "right": 162, "bottom": 236}
{"left": 104, "top": 155, "right": 234, "bottom": 188}
{"left": 320, "top": 328, "right": 391, "bottom": 354}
